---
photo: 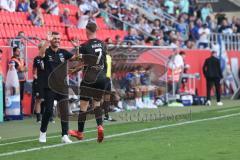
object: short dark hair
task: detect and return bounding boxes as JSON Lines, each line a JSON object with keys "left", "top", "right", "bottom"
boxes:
{"left": 179, "top": 51, "right": 186, "bottom": 55}
{"left": 86, "top": 22, "right": 97, "bottom": 33}
{"left": 211, "top": 50, "right": 217, "bottom": 54}
{"left": 13, "top": 46, "right": 20, "bottom": 53}
{"left": 51, "top": 31, "right": 60, "bottom": 36}
{"left": 18, "top": 31, "right": 24, "bottom": 35}
{"left": 0, "top": 49, "right": 2, "bottom": 53}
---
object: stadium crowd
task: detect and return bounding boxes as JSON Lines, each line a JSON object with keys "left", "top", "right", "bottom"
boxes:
{"left": 0, "top": 0, "right": 239, "bottom": 48}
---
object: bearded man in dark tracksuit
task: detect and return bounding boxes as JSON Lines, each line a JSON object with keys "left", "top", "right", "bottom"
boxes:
{"left": 203, "top": 51, "right": 223, "bottom": 106}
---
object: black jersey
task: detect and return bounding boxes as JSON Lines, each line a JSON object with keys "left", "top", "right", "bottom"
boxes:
{"left": 43, "top": 47, "right": 73, "bottom": 88}
{"left": 33, "top": 56, "right": 45, "bottom": 80}
{"left": 79, "top": 38, "right": 107, "bottom": 73}
{"left": 79, "top": 38, "right": 107, "bottom": 83}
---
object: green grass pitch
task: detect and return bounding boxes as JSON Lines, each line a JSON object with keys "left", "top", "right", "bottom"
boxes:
{"left": 0, "top": 100, "right": 240, "bottom": 160}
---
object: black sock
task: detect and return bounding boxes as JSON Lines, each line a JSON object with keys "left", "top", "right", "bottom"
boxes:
{"left": 78, "top": 111, "right": 86, "bottom": 132}
{"left": 95, "top": 107, "right": 103, "bottom": 126}
{"left": 103, "top": 101, "right": 110, "bottom": 119}
{"left": 36, "top": 113, "right": 41, "bottom": 121}
{"left": 61, "top": 121, "right": 69, "bottom": 136}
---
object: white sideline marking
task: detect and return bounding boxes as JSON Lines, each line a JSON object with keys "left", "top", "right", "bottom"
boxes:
{"left": 0, "top": 130, "right": 96, "bottom": 146}
{"left": 217, "top": 108, "right": 240, "bottom": 113}
{"left": 0, "top": 112, "right": 239, "bottom": 157}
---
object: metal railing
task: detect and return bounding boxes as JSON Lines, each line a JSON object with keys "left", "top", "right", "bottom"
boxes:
{"left": 99, "top": 9, "right": 156, "bottom": 39}
{"left": 197, "top": 0, "right": 219, "bottom": 3}
{"left": 82, "top": 1, "right": 157, "bottom": 39}
{"left": 128, "top": 0, "right": 179, "bottom": 27}
{"left": 209, "top": 33, "right": 240, "bottom": 51}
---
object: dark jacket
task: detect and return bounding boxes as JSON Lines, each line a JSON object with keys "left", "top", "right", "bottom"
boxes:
{"left": 203, "top": 56, "right": 223, "bottom": 79}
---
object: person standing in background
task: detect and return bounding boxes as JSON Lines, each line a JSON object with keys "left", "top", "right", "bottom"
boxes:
{"left": 167, "top": 49, "right": 184, "bottom": 95}
{"left": 32, "top": 42, "right": 47, "bottom": 123}
{"left": 0, "top": 49, "right": 5, "bottom": 118}
{"left": 102, "top": 51, "right": 113, "bottom": 121}
{"left": 0, "top": 49, "right": 3, "bottom": 77}
{"left": 9, "top": 47, "right": 27, "bottom": 113}
{"left": 203, "top": 51, "right": 223, "bottom": 106}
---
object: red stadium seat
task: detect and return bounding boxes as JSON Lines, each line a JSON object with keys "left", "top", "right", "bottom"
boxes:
{"left": 59, "top": 4, "right": 78, "bottom": 16}
{"left": 96, "top": 18, "right": 108, "bottom": 29}
{"left": 0, "top": 3, "right": 116, "bottom": 48}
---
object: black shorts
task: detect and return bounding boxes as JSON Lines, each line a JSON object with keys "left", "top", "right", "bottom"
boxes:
{"left": 105, "top": 78, "right": 111, "bottom": 92}
{"left": 32, "top": 79, "right": 44, "bottom": 99}
{"left": 80, "top": 77, "right": 106, "bottom": 101}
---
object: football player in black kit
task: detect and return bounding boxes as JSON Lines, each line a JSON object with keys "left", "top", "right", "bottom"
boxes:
{"left": 68, "top": 22, "right": 107, "bottom": 143}
{"left": 38, "top": 32, "right": 77, "bottom": 143}
{"left": 32, "top": 42, "right": 46, "bottom": 123}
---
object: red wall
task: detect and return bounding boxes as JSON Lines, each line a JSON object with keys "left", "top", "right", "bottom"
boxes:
{"left": 136, "top": 49, "right": 211, "bottom": 96}
{"left": 1, "top": 47, "right": 239, "bottom": 97}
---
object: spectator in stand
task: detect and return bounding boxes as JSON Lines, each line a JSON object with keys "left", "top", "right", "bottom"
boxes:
{"left": 236, "top": 18, "right": 240, "bottom": 33}
{"left": 115, "top": 35, "right": 122, "bottom": 45}
{"left": 183, "top": 40, "right": 196, "bottom": 49}
{"left": 41, "top": 0, "right": 59, "bottom": 15}
{"left": 47, "top": 0, "right": 59, "bottom": 15}
{"left": 198, "top": 23, "right": 210, "bottom": 49}
{"left": 201, "top": 3, "right": 213, "bottom": 23}
{"left": 17, "top": 0, "right": 29, "bottom": 12}
{"left": 77, "top": 10, "right": 91, "bottom": 28}
{"left": 60, "top": 8, "right": 72, "bottom": 27}
{"left": 77, "top": 10, "right": 99, "bottom": 28}
{"left": 232, "top": 18, "right": 240, "bottom": 33}
{"left": 29, "top": 0, "right": 38, "bottom": 10}
{"left": 145, "top": 29, "right": 158, "bottom": 45}
{"left": 79, "top": 0, "right": 91, "bottom": 13}
{"left": 98, "top": 0, "right": 110, "bottom": 26}
{"left": 29, "top": 7, "right": 44, "bottom": 27}
{"left": 163, "top": 19, "right": 174, "bottom": 32}
{"left": 179, "top": 0, "right": 189, "bottom": 14}
{"left": 154, "top": 36, "right": 165, "bottom": 46}
{"left": 170, "top": 36, "right": 180, "bottom": 48}
{"left": 164, "top": 0, "right": 175, "bottom": 15}
{"left": 134, "top": 17, "right": 151, "bottom": 34}
{"left": 218, "top": 18, "right": 233, "bottom": 34}
{"left": 164, "top": 30, "right": 175, "bottom": 45}
{"left": 152, "top": 19, "right": 164, "bottom": 32}
{"left": 190, "top": 18, "right": 202, "bottom": 41}
{"left": 105, "top": 37, "right": 113, "bottom": 44}
{"left": 61, "top": 0, "right": 77, "bottom": 5}
{"left": 88, "top": 0, "right": 99, "bottom": 13}
{"left": 98, "top": 0, "right": 107, "bottom": 9}
{"left": 124, "top": 28, "right": 143, "bottom": 45}
{"left": 175, "top": 14, "right": 189, "bottom": 42}
{"left": 0, "top": 0, "right": 16, "bottom": 12}
{"left": 205, "top": 15, "right": 217, "bottom": 31}
{"left": 176, "top": 31, "right": 184, "bottom": 47}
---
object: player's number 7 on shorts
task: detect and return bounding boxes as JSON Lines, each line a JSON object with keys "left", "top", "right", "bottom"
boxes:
{"left": 95, "top": 48, "right": 102, "bottom": 65}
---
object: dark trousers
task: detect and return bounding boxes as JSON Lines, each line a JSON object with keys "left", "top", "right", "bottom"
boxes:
{"left": 198, "top": 42, "right": 208, "bottom": 49}
{"left": 19, "top": 81, "right": 25, "bottom": 101}
{"left": 40, "top": 88, "right": 69, "bottom": 136}
{"left": 19, "top": 81, "right": 25, "bottom": 115}
{"left": 3, "top": 82, "right": 5, "bottom": 114}
{"left": 206, "top": 78, "right": 221, "bottom": 102}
